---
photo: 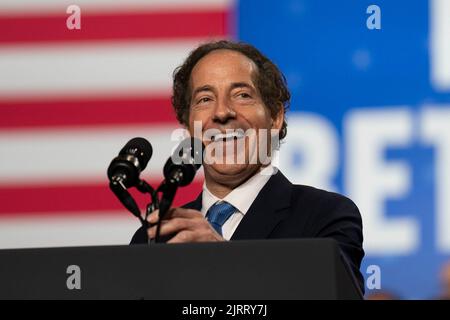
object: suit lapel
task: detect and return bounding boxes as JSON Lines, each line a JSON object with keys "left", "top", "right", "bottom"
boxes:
{"left": 182, "top": 193, "right": 202, "bottom": 211}
{"left": 230, "top": 171, "right": 292, "bottom": 240}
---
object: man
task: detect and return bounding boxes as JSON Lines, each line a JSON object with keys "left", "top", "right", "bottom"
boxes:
{"left": 131, "top": 40, "right": 364, "bottom": 292}
{"left": 437, "top": 261, "right": 450, "bottom": 299}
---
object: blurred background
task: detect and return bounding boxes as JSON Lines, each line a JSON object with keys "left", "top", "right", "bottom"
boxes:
{"left": 0, "top": 0, "right": 449, "bottom": 299}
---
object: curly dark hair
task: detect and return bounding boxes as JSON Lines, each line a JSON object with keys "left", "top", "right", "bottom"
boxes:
{"left": 171, "top": 40, "right": 290, "bottom": 140}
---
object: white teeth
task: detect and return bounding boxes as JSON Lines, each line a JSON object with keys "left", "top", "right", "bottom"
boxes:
{"left": 212, "top": 131, "right": 244, "bottom": 141}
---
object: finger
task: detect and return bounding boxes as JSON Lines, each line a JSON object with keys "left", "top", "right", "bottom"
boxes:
{"left": 166, "top": 207, "right": 204, "bottom": 220}
{"left": 147, "top": 210, "right": 159, "bottom": 224}
{"left": 147, "top": 219, "right": 169, "bottom": 238}
{"left": 147, "top": 208, "right": 180, "bottom": 224}
{"left": 167, "top": 230, "right": 194, "bottom": 244}
{"left": 149, "top": 217, "right": 196, "bottom": 238}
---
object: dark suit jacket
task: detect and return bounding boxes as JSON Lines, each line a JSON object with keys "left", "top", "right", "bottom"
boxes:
{"left": 130, "top": 170, "right": 365, "bottom": 293}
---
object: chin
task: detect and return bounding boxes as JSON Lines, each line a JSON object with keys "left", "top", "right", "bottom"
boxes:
{"left": 210, "top": 163, "right": 248, "bottom": 175}
{"left": 205, "top": 163, "right": 260, "bottom": 185}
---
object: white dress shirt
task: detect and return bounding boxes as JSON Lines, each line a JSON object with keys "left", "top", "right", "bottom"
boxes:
{"left": 201, "top": 165, "right": 276, "bottom": 240}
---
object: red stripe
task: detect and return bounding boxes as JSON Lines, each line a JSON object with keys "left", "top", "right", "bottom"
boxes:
{"left": 0, "top": 180, "right": 203, "bottom": 215}
{"left": 0, "top": 9, "right": 229, "bottom": 44}
{"left": 0, "top": 95, "right": 178, "bottom": 128}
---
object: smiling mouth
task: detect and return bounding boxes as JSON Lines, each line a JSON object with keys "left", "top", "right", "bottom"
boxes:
{"left": 211, "top": 131, "right": 245, "bottom": 142}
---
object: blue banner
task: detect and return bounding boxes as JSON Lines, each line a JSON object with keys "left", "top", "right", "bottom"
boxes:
{"left": 238, "top": 0, "right": 450, "bottom": 299}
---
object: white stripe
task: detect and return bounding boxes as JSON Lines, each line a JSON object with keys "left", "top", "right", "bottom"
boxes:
{"left": 0, "top": 41, "right": 204, "bottom": 99}
{"left": 0, "top": 0, "right": 232, "bottom": 14}
{"left": 0, "top": 214, "right": 139, "bottom": 249}
{"left": 0, "top": 125, "right": 195, "bottom": 185}
{"left": 430, "top": 0, "right": 450, "bottom": 91}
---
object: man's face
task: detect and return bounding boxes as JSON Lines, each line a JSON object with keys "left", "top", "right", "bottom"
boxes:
{"left": 187, "top": 49, "right": 283, "bottom": 188}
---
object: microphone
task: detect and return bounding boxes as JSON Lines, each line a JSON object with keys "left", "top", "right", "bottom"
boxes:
{"left": 107, "top": 137, "right": 152, "bottom": 223}
{"left": 163, "top": 137, "right": 204, "bottom": 187}
{"left": 154, "top": 137, "right": 204, "bottom": 243}
{"left": 107, "top": 137, "right": 153, "bottom": 188}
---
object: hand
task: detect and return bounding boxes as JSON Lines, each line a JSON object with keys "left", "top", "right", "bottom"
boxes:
{"left": 147, "top": 208, "right": 226, "bottom": 243}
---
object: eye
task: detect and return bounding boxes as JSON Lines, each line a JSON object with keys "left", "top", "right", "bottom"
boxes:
{"left": 197, "top": 97, "right": 212, "bottom": 104}
{"left": 238, "top": 92, "right": 252, "bottom": 99}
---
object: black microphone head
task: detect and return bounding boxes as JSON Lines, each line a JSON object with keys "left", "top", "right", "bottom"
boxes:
{"left": 163, "top": 137, "right": 204, "bottom": 186}
{"left": 119, "top": 137, "right": 153, "bottom": 171}
{"left": 107, "top": 137, "right": 152, "bottom": 188}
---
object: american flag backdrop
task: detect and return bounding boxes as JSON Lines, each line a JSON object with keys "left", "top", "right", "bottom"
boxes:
{"left": 0, "top": 0, "right": 233, "bottom": 249}
{"left": 2, "top": 0, "right": 450, "bottom": 299}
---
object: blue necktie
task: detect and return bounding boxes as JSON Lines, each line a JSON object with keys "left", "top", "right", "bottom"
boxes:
{"left": 206, "top": 201, "right": 236, "bottom": 236}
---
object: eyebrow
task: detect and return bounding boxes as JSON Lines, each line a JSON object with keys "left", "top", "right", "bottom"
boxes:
{"left": 192, "top": 82, "right": 255, "bottom": 98}
{"left": 192, "top": 85, "right": 214, "bottom": 98}
{"left": 229, "top": 82, "right": 255, "bottom": 92}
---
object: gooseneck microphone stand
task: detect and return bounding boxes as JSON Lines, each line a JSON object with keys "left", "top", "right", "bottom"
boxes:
{"left": 109, "top": 178, "right": 158, "bottom": 230}
{"left": 152, "top": 169, "right": 185, "bottom": 243}
{"left": 110, "top": 176, "right": 181, "bottom": 244}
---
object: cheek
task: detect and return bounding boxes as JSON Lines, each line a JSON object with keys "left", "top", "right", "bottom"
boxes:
{"left": 188, "top": 109, "right": 209, "bottom": 135}
{"left": 242, "top": 106, "right": 273, "bottom": 128}
{"left": 190, "top": 110, "right": 204, "bottom": 120}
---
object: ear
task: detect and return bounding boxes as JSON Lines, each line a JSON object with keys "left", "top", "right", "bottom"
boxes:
{"left": 271, "top": 104, "right": 284, "bottom": 132}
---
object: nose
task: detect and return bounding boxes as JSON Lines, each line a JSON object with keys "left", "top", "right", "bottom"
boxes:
{"left": 212, "top": 97, "right": 236, "bottom": 124}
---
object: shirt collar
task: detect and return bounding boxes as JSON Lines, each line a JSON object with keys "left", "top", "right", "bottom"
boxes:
{"left": 201, "top": 165, "right": 276, "bottom": 216}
